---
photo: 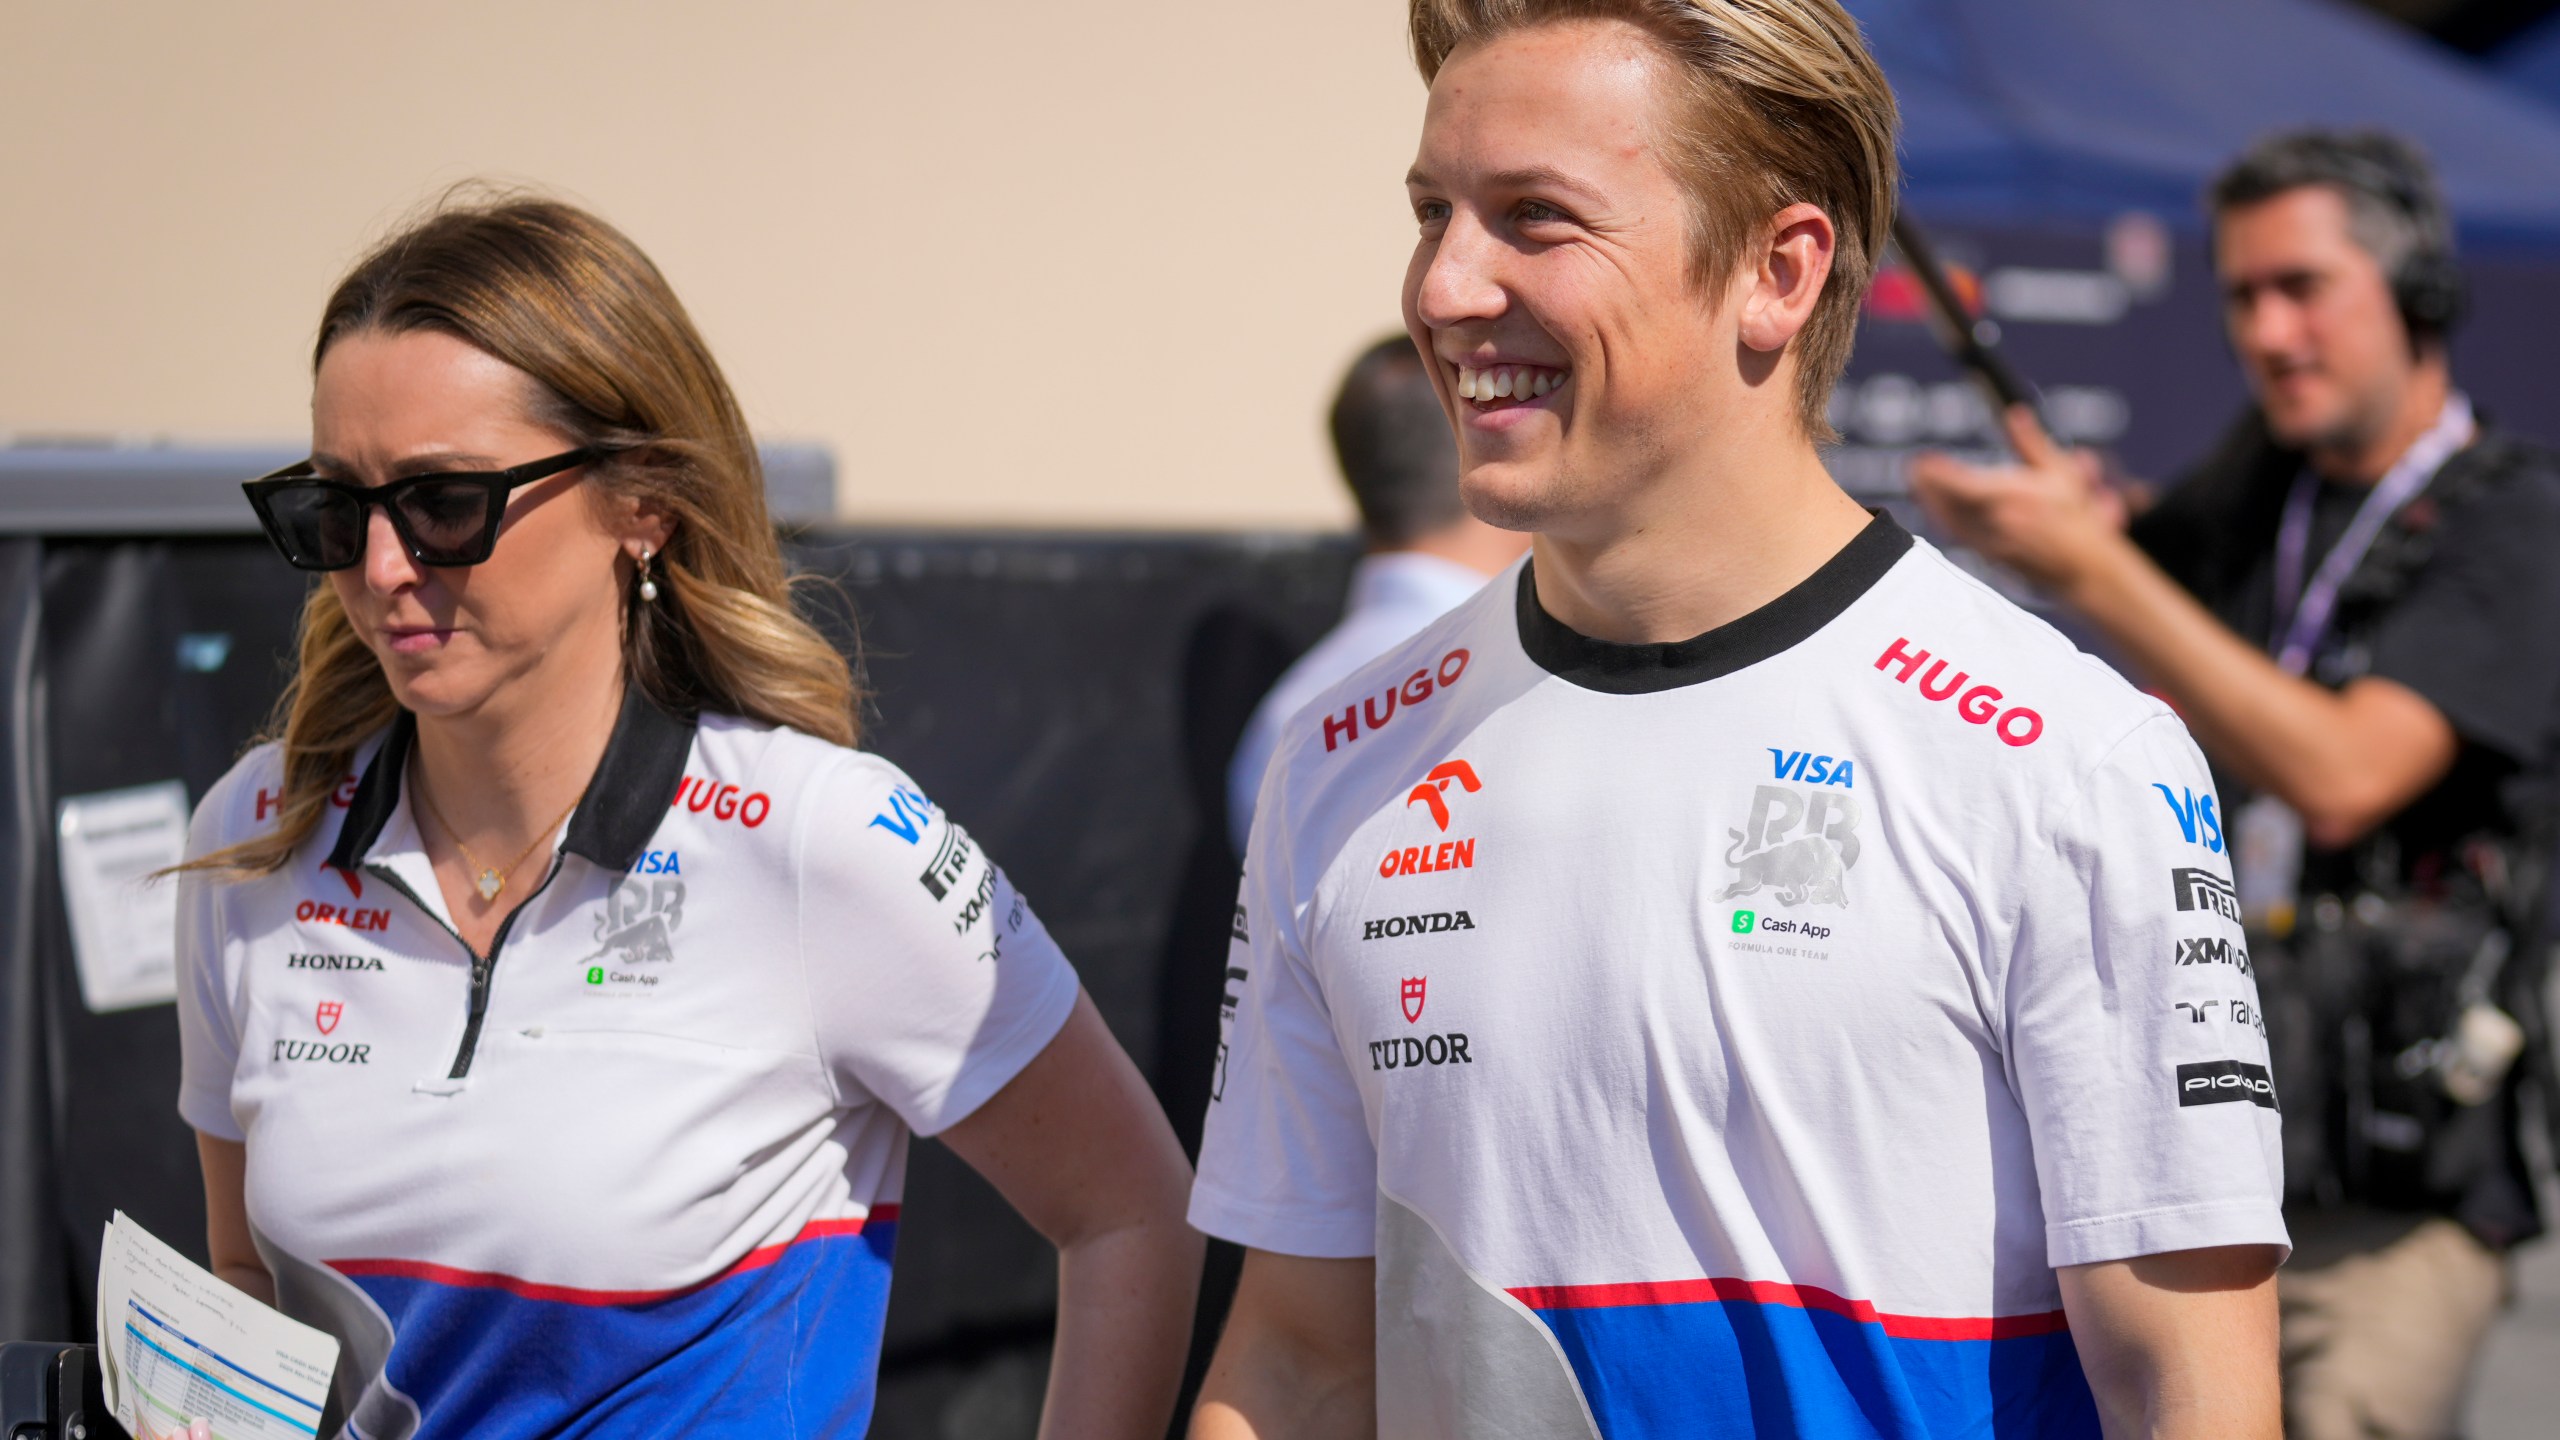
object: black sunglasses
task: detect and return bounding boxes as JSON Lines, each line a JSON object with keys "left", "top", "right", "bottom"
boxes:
{"left": 241, "top": 447, "right": 605, "bottom": 571}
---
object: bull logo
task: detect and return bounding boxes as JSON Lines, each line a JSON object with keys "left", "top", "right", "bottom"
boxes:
{"left": 1719, "top": 785, "right": 1859, "bottom": 908}
{"left": 315, "top": 1000, "right": 343, "bottom": 1035}
{"left": 1406, "top": 760, "right": 1482, "bottom": 832}
{"left": 1401, "top": 976, "right": 1427, "bottom": 1024}
{"left": 584, "top": 877, "right": 687, "bottom": 967}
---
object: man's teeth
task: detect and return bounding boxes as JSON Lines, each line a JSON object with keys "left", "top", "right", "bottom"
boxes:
{"left": 1456, "top": 365, "right": 1567, "bottom": 402}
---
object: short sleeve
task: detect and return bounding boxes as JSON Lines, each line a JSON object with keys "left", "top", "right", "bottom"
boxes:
{"left": 2008, "top": 715, "right": 2289, "bottom": 1269}
{"left": 798, "top": 756, "right": 1079, "bottom": 1137}
{"left": 2365, "top": 465, "right": 2560, "bottom": 764}
{"left": 1189, "top": 753, "right": 1378, "bottom": 1258}
{"left": 176, "top": 772, "right": 249, "bottom": 1141}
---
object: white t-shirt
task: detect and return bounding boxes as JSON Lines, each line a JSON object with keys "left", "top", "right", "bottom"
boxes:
{"left": 1228, "top": 551, "right": 1498, "bottom": 855}
{"left": 177, "top": 694, "right": 1079, "bottom": 1440}
{"left": 1192, "top": 515, "right": 2286, "bottom": 1438}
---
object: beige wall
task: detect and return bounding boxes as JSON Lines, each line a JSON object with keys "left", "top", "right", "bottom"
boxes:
{"left": 0, "top": 2, "right": 1430, "bottom": 527}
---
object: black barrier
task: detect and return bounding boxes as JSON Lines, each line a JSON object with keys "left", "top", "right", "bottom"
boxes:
{"left": 0, "top": 525, "right": 1353, "bottom": 1440}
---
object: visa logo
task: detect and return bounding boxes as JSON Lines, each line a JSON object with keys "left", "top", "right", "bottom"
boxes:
{"left": 2152, "top": 784, "right": 2223, "bottom": 854}
{"left": 868, "top": 786, "right": 936, "bottom": 845}
{"left": 635, "top": 849, "right": 682, "bottom": 875}
{"left": 1769, "top": 749, "right": 1856, "bottom": 788}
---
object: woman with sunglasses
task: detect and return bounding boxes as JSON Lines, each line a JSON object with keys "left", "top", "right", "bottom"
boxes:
{"left": 175, "top": 197, "right": 1201, "bottom": 1438}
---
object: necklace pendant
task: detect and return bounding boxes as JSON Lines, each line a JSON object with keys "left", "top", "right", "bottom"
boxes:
{"left": 474, "top": 869, "right": 505, "bottom": 902}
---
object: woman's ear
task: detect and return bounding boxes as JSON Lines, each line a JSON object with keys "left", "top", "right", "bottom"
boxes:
{"left": 616, "top": 495, "right": 677, "bottom": 560}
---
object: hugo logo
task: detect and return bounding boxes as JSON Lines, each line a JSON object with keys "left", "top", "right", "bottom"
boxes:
{"left": 1873, "top": 638, "right": 2044, "bottom": 747}
{"left": 1321, "top": 649, "right": 1471, "bottom": 752}
{"left": 1406, "top": 759, "right": 1481, "bottom": 832}
{"left": 671, "top": 776, "right": 772, "bottom": 828}
{"left": 256, "top": 775, "right": 358, "bottom": 823}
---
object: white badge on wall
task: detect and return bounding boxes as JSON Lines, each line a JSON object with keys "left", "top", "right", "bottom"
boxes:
{"left": 58, "top": 780, "right": 190, "bottom": 1012}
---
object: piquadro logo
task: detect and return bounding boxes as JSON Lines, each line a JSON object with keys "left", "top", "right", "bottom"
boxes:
{"left": 2175, "top": 1059, "right": 2278, "bottom": 1110}
{"left": 1873, "top": 638, "right": 2044, "bottom": 746}
{"left": 2154, "top": 784, "right": 2223, "bottom": 853}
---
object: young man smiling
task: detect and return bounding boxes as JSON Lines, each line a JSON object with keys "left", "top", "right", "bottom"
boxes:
{"left": 1189, "top": 3, "right": 2286, "bottom": 1437}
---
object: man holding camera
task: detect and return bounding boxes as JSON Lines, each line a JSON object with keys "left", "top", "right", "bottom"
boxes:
{"left": 1915, "top": 130, "right": 2560, "bottom": 1440}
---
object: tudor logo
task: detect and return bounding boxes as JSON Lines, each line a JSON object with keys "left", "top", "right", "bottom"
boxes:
{"left": 1873, "top": 638, "right": 2045, "bottom": 746}
{"left": 1402, "top": 976, "right": 1427, "bottom": 1023}
{"left": 1362, "top": 911, "right": 1476, "bottom": 941}
{"left": 315, "top": 1001, "right": 343, "bottom": 1036}
{"left": 1406, "top": 759, "right": 1481, "bottom": 832}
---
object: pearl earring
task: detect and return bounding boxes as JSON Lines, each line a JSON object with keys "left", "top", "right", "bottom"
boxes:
{"left": 637, "top": 546, "right": 659, "bottom": 603}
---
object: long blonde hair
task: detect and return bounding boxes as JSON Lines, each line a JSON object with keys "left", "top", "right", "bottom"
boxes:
{"left": 201, "top": 194, "right": 857, "bottom": 876}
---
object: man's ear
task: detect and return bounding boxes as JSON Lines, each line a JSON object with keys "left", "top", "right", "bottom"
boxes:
{"left": 1737, "top": 203, "right": 1837, "bottom": 354}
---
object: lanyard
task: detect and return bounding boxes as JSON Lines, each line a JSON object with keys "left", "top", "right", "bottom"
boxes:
{"left": 2270, "top": 394, "right": 2474, "bottom": 676}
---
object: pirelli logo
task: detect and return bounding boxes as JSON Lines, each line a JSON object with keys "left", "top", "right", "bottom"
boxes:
{"left": 2176, "top": 1059, "right": 2278, "bottom": 1110}
{"left": 2170, "top": 866, "right": 2241, "bottom": 924}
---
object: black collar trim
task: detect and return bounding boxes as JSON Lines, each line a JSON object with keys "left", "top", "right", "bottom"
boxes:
{"left": 1516, "top": 511, "right": 1913, "bottom": 695}
{"left": 325, "top": 686, "right": 699, "bottom": 876}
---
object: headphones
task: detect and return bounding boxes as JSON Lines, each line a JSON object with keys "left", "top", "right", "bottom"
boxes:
{"left": 2294, "top": 133, "right": 2467, "bottom": 339}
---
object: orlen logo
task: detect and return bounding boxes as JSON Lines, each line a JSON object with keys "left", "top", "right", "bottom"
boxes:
{"left": 1873, "top": 638, "right": 2044, "bottom": 747}
{"left": 296, "top": 865, "right": 390, "bottom": 932}
{"left": 1380, "top": 760, "right": 1481, "bottom": 879}
{"left": 1321, "top": 649, "right": 1472, "bottom": 752}
{"left": 2153, "top": 784, "right": 2223, "bottom": 853}
{"left": 671, "top": 775, "right": 771, "bottom": 828}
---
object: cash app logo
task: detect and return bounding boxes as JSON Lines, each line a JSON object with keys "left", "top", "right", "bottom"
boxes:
{"left": 586, "top": 966, "right": 605, "bottom": 985}
{"left": 1730, "top": 910, "right": 1756, "bottom": 934}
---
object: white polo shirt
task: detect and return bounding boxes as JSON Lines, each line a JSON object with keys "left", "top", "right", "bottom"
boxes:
{"left": 1193, "top": 515, "right": 2287, "bottom": 1439}
{"left": 176, "top": 692, "right": 1079, "bottom": 1440}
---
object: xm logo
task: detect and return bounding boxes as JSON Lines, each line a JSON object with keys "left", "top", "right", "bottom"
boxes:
{"left": 1721, "top": 785, "right": 1859, "bottom": 908}
{"left": 2175, "top": 935, "right": 2252, "bottom": 976}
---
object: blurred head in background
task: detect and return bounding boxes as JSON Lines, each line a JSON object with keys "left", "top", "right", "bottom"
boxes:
{"left": 2209, "top": 129, "right": 2462, "bottom": 472}
{"left": 1401, "top": 0, "right": 1896, "bottom": 540}
{"left": 221, "top": 194, "right": 853, "bottom": 874}
{"left": 1331, "top": 334, "right": 1528, "bottom": 569}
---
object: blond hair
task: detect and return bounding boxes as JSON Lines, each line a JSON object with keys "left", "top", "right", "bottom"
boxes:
{"left": 1410, "top": 0, "right": 1898, "bottom": 440}
{"left": 197, "top": 193, "right": 858, "bottom": 876}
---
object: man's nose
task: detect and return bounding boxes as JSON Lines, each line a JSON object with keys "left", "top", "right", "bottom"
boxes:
{"left": 1412, "top": 211, "right": 1510, "bottom": 330}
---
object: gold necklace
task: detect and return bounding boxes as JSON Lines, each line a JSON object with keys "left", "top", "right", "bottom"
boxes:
{"left": 415, "top": 776, "right": 585, "bottom": 903}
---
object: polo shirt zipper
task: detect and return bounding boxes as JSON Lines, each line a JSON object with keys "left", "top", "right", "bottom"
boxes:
{"left": 364, "top": 859, "right": 568, "bottom": 1080}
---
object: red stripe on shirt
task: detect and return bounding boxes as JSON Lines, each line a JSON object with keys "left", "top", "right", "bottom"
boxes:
{"left": 328, "top": 1207, "right": 899, "bottom": 1308}
{"left": 1506, "top": 1276, "right": 2069, "bottom": 1341}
